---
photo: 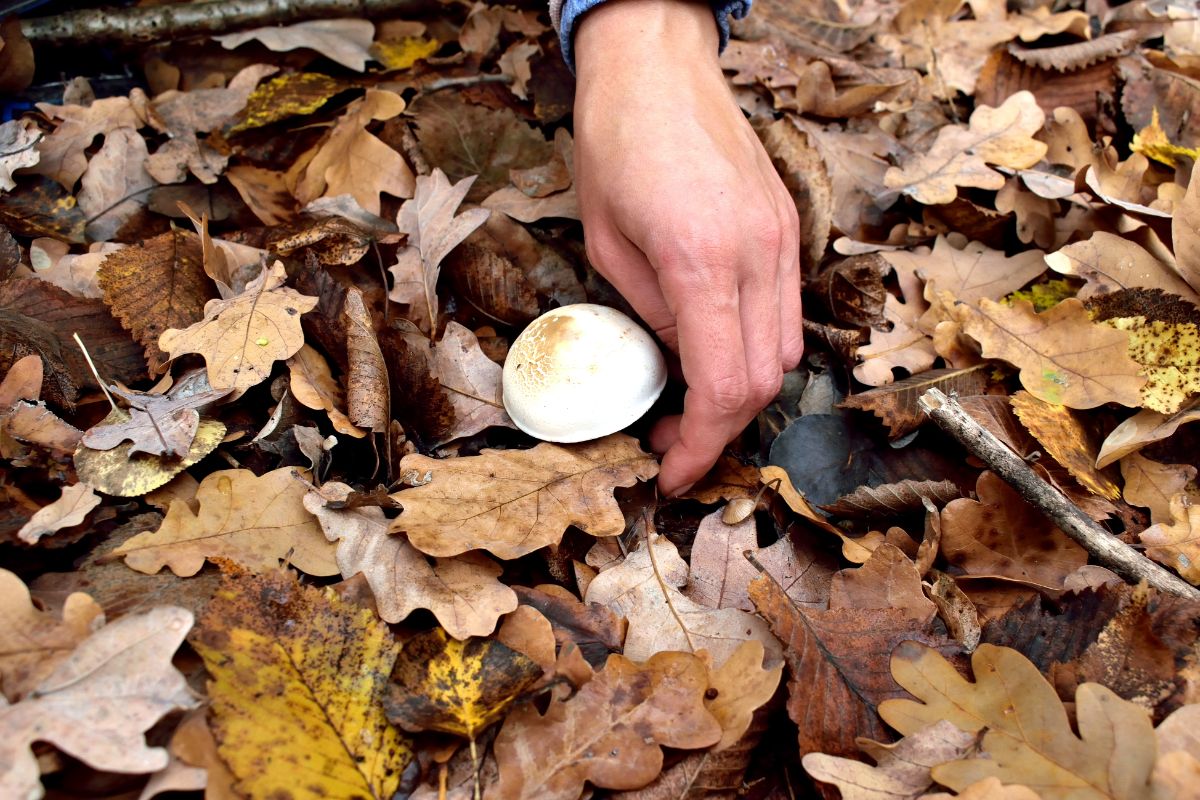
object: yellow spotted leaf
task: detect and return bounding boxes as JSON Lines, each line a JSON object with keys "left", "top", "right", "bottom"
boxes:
{"left": 1102, "top": 316, "right": 1200, "bottom": 414}
{"left": 390, "top": 434, "right": 659, "bottom": 559}
{"left": 1010, "top": 391, "right": 1120, "bottom": 500}
{"left": 73, "top": 408, "right": 225, "bottom": 497}
{"left": 112, "top": 467, "right": 337, "bottom": 577}
{"left": 191, "top": 569, "right": 411, "bottom": 800}
{"left": 371, "top": 37, "right": 440, "bottom": 70}
{"left": 954, "top": 298, "right": 1146, "bottom": 409}
{"left": 383, "top": 627, "right": 541, "bottom": 740}
{"left": 158, "top": 261, "right": 317, "bottom": 393}
{"left": 227, "top": 72, "right": 343, "bottom": 135}
{"left": 880, "top": 643, "right": 1158, "bottom": 799}
{"left": 1132, "top": 108, "right": 1200, "bottom": 169}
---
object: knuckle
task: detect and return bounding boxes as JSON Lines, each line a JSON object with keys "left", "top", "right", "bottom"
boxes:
{"left": 748, "top": 368, "right": 784, "bottom": 406}
{"left": 703, "top": 374, "right": 751, "bottom": 415}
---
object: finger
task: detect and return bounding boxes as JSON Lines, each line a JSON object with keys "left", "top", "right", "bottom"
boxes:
{"left": 649, "top": 413, "right": 681, "bottom": 453}
{"left": 584, "top": 225, "right": 680, "bottom": 351}
{"left": 656, "top": 277, "right": 754, "bottom": 495}
{"left": 737, "top": 213, "right": 784, "bottom": 413}
{"left": 775, "top": 188, "right": 804, "bottom": 370}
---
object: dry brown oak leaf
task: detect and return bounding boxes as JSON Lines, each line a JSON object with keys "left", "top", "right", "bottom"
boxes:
{"left": 293, "top": 88, "right": 414, "bottom": 215}
{"left": 1139, "top": 495, "right": 1200, "bottom": 585}
{"left": 158, "top": 261, "right": 317, "bottom": 393}
{"left": 30, "top": 92, "right": 148, "bottom": 188}
{"left": 953, "top": 297, "right": 1146, "bottom": 409}
{"left": 214, "top": 19, "right": 375, "bottom": 72}
{"left": 0, "top": 568, "right": 103, "bottom": 702}
{"left": 113, "top": 467, "right": 337, "bottom": 577}
{"left": 304, "top": 482, "right": 518, "bottom": 638}
{"left": 884, "top": 91, "right": 1048, "bottom": 206}
{"left": 390, "top": 434, "right": 658, "bottom": 560}
{"left": 0, "top": 606, "right": 196, "bottom": 800}
{"left": 879, "top": 642, "right": 1168, "bottom": 799}
{"left": 1120, "top": 453, "right": 1196, "bottom": 526}
{"left": 388, "top": 168, "right": 491, "bottom": 333}
{"left": 491, "top": 651, "right": 723, "bottom": 800}
{"left": 1045, "top": 231, "right": 1200, "bottom": 304}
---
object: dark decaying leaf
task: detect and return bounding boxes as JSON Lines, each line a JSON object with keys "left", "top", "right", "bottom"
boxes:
{"left": 839, "top": 365, "right": 991, "bottom": 440}
{"left": 511, "top": 585, "right": 626, "bottom": 668}
{"left": 821, "top": 479, "right": 961, "bottom": 518}
{"left": 809, "top": 253, "right": 890, "bottom": 329}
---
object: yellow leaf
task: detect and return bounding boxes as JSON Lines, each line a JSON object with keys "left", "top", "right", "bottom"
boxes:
{"left": 390, "top": 433, "right": 659, "bottom": 559}
{"left": 1132, "top": 108, "right": 1200, "bottom": 168}
{"left": 227, "top": 72, "right": 343, "bottom": 136}
{"left": 191, "top": 569, "right": 411, "bottom": 800}
{"left": 113, "top": 467, "right": 337, "bottom": 577}
{"left": 1103, "top": 315, "right": 1200, "bottom": 414}
{"left": 158, "top": 261, "right": 317, "bottom": 393}
{"left": 1010, "top": 391, "right": 1120, "bottom": 500}
{"left": 383, "top": 627, "right": 541, "bottom": 739}
{"left": 371, "top": 36, "right": 440, "bottom": 70}
{"left": 954, "top": 298, "right": 1146, "bottom": 408}
{"left": 880, "top": 642, "right": 1158, "bottom": 799}
{"left": 74, "top": 409, "right": 225, "bottom": 497}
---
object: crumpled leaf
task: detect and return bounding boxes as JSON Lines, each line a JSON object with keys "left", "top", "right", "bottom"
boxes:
{"left": 191, "top": 568, "right": 411, "bottom": 800}
{"left": 585, "top": 531, "right": 783, "bottom": 668}
{"left": 293, "top": 89, "right": 414, "bottom": 215}
{"left": 839, "top": 365, "right": 989, "bottom": 440}
{"left": 0, "top": 119, "right": 41, "bottom": 192}
{"left": 390, "top": 434, "right": 658, "bottom": 559}
{"left": 112, "top": 467, "right": 337, "bottom": 577}
{"left": 954, "top": 297, "right": 1146, "bottom": 408}
{"left": 1097, "top": 402, "right": 1200, "bottom": 468}
{"left": 31, "top": 92, "right": 148, "bottom": 188}
{"left": 885, "top": 91, "right": 1048, "bottom": 205}
{"left": 879, "top": 642, "right": 1159, "bottom": 798}
{"left": 387, "top": 168, "right": 490, "bottom": 333}
{"left": 343, "top": 286, "right": 389, "bottom": 433}
{"left": 158, "top": 261, "right": 317, "bottom": 392}
{"left": 145, "top": 64, "right": 276, "bottom": 184}
{"left": 0, "top": 568, "right": 103, "bottom": 702}
{"left": 214, "top": 19, "right": 375, "bottom": 71}
{"left": 384, "top": 626, "right": 541, "bottom": 739}
{"left": 16, "top": 482, "right": 101, "bottom": 544}
{"left": 492, "top": 651, "right": 723, "bottom": 800}
{"left": 304, "top": 482, "right": 517, "bottom": 638}
{"left": 1121, "top": 453, "right": 1196, "bottom": 525}
{"left": 0, "top": 606, "right": 196, "bottom": 800}
{"left": 78, "top": 126, "right": 154, "bottom": 242}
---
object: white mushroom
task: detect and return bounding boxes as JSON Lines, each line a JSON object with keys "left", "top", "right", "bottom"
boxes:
{"left": 502, "top": 304, "right": 667, "bottom": 442}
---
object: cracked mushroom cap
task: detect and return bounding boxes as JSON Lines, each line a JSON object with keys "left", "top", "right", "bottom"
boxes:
{"left": 502, "top": 304, "right": 667, "bottom": 442}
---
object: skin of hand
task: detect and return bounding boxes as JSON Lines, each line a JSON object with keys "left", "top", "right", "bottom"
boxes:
{"left": 573, "top": 0, "right": 803, "bottom": 496}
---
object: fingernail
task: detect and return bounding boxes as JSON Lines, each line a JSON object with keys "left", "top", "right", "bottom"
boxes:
{"left": 668, "top": 482, "right": 695, "bottom": 499}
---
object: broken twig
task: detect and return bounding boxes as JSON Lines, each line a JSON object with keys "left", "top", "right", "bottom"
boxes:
{"left": 919, "top": 388, "right": 1200, "bottom": 600}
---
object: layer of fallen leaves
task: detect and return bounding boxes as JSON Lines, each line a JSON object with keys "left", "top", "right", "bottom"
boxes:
{"left": 3, "top": 0, "right": 1200, "bottom": 799}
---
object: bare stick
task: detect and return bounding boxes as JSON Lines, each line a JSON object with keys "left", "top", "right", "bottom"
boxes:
{"left": 920, "top": 388, "right": 1200, "bottom": 600}
{"left": 72, "top": 333, "right": 118, "bottom": 414}
{"left": 22, "top": 0, "right": 428, "bottom": 45}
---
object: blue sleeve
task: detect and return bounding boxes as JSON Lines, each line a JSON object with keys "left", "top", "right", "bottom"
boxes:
{"left": 557, "top": 0, "right": 751, "bottom": 73}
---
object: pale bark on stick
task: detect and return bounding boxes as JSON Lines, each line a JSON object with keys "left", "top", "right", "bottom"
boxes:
{"left": 21, "top": 0, "right": 427, "bottom": 45}
{"left": 919, "top": 388, "right": 1200, "bottom": 600}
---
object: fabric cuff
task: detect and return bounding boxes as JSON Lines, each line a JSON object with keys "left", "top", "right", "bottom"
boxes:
{"left": 556, "top": 0, "right": 752, "bottom": 73}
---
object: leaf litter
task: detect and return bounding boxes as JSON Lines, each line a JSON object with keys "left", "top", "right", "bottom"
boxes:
{"left": 3, "top": 1, "right": 1200, "bottom": 799}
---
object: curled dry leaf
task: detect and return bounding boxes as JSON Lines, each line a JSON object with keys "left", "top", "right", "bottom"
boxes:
{"left": 214, "top": 19, "right": 375, "bottom": 71}
{"left": 0, "top": 119, "right": 41, "bottom": 192}
{"left": 391, "top": 434, "right": 658, "bottom": 560}
{"left": 191, "top": 569, "right": 411, "bottom": 800}
{"left": 1097, "top": 402, "right": 1200, "bottom": 468}
{"left": 158, "top": 261, "right": 317, "bottom": 393}
{"left": 428, "top": 321, "right": 515, "bottom": 445}
{"left": 286, "top": 343, "right": 364, "bottom": 438}
{"left": 954, "top": 297, "right": 1147, "bottom": 409}
{"left": 0, "top": 606, "right": 196, "bottom": 800}
{"left": 387, "top": 168, "right": 491, "bottom": 333}
{"left": 492, "top": 651, "right": 723, "bottom": 800}
{"left": 17, "top": 482, "right": 101, "bottom": 544}
{"left": 384, "top": 626, "right": 542, "bottom": 740}
{"left": 343, "top": 287, "right": 388, "bottom": 433}
{"left": 839, "top": 365, "right": 990, "bottom": 440}
{"left": 0, "top": 568, "right": 103, "bottom": 702}
{"left": 304, "top": 482, "right": 517, "bottom": 638}
{"left": 1121, "top": 452, "right": 1197, "bottom": 525}
{"left": 112, "top": 467, "right": 336, "bottom": 577}
{"left": 821, "top": 479, "right": 961, "bottom": 518}
{"left": 884, "top": 91, "right": 1048, "bottom": 205}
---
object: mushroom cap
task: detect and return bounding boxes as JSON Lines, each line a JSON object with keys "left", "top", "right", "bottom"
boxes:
{"left": 502, "top": 304, "right": 667, "bottom": 442}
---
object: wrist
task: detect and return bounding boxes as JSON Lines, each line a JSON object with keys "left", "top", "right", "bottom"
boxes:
{"left": 574, "top": 0, "right": 720, "bottom": 79}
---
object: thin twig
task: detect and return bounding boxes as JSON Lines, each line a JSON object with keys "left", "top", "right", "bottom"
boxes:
{"left": 72, "top": 333, "right": 118, "bottom": 414}
{"left": 919, "top": 388, "right": 1200, "bottom": 600}
{"left": 644, "top": 515, "right": 696, "bottom": 653}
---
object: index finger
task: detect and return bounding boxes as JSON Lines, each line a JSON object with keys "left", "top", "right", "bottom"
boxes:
{"left": 656, "top": 285, "right": 755, "bottom": 496}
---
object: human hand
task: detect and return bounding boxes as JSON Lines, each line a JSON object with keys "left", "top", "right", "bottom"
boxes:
{"left": 573, "top": 0, "right": 803, "bottom": 496}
